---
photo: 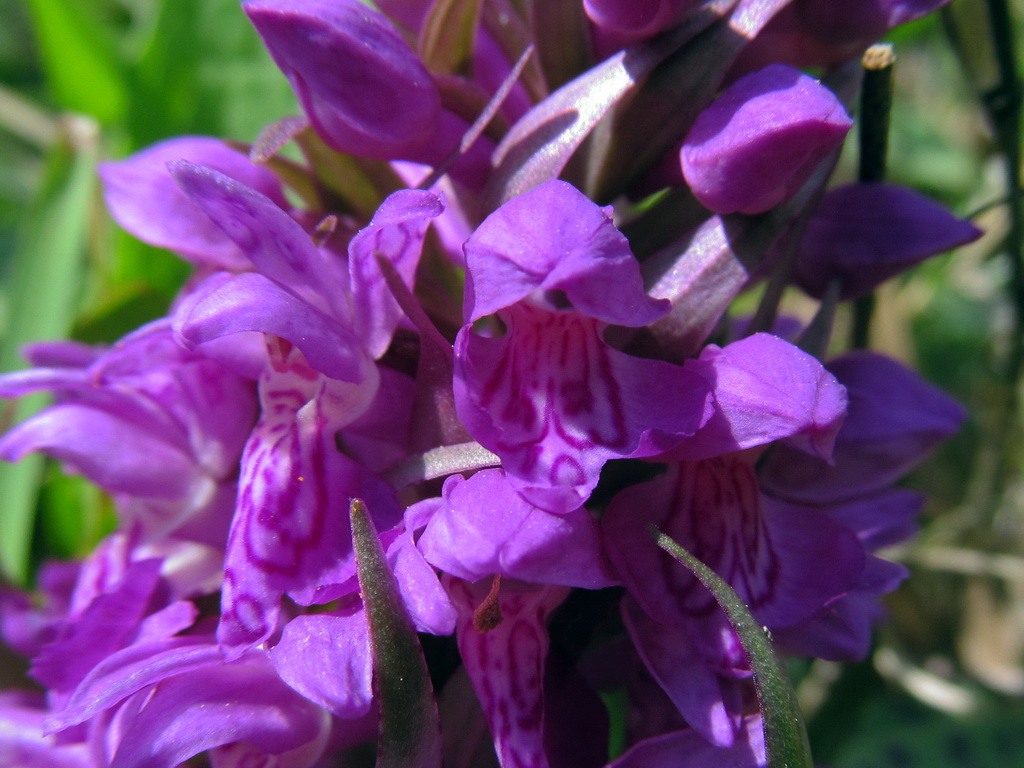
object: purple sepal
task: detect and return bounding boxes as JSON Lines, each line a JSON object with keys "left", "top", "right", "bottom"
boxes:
{"left": 666, "top": 333, "right": 847, "bottom": 461}
{"left": 244, "top": 0, "right": 442, "bottom": 161}
{"left": 759, "top": 351, "right": 966, "bottom": 504}
{"left": 464, "top": 180, "right": 667, "bottom": 326}
{"left": 773, "top": 554, "right": 908, "bottom": 661}
{"left": 0, "top": 405, "right": 198, "bottom": 499}
{"left": 100, "top": 137, "right": 286, "bottom": 270}
{"left": 681, "top": 64, "right": 851, "bottom": 214}
{"left": 608, "top": 715, "right": 766, "bottom": 768}
{"left": 455, "top": 305, "right": 712, "bottom": 513}
{"left": 737, "top": 0, "right": 954, "bottom": 70}
{"left": 794, "top": 184, "right": 983, "bottom": 300}
{"left": 270, "top": 611, "right": 373, "bottom": 718}
{"left": 349, "top": 189, "right": 445, "bottom": 359}
{"left": 107, "top": 653, "right": 330, "bottom": 768}
{"left": 417, "top": 470, "right": 616, "bottom": 589}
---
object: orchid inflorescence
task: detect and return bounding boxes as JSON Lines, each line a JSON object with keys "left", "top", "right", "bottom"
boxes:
{"left": 0, "top": 2, "right": 981, "bottom": 767}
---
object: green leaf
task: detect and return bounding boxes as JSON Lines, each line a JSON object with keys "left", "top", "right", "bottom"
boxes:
{"left": 650, "top": 525, "right": 813, "bottom": 768}
{"left": 0, "top": 115, "right": 99, "bottom": 585}
{"left": 25, "top": 0, "right": 128, "bottom": 122}
{"left": 350, "top": 499, "right": 442, "bottom": 768}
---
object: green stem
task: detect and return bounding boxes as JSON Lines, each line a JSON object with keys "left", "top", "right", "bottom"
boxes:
{"left": 851, "top": 44, "right": 895, "bottom": 350}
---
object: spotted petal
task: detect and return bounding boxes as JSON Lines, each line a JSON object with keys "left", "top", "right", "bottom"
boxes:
{"left": 455, "top": 304, "right": 711, "bottom": 513}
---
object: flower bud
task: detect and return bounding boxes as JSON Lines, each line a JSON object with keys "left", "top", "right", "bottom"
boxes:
{"left": 793, "top": 183, "right": 983, "bottom": 300}
{"left": 681, "top": 63, "right": 852, "bottom": 215}
{"left": 244, "top": 0, "right": 441, "bottom": 160}
{"left": 584, "top": 0, "right": 693, "bottom": 37}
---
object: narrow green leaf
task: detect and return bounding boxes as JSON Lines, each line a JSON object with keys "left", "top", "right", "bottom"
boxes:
{"left": 25, "top": 0, "right": 128, "bottom": 122}
{"left": 650, "top": 525, "right": 813, "bottom": 768}
{"left": 0, "top": 115, "right": 99, "bottom": 585}
{"left": 350, "top": 499, "right": 442, "bottom": 768}
{"left": 128, "top": 0, "right": 203, "bottom": 142}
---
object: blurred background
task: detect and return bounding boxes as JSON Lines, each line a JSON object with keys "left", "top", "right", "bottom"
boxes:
{"left": 0, "top": 1, "right": 1022, "bottom": 765}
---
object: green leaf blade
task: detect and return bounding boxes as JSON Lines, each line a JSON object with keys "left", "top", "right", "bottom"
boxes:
{"left": 350, "top": 498, "right": 442, "bottom": 768}
{"left": 651, "top": 525, "right": 813, "bottom": 768}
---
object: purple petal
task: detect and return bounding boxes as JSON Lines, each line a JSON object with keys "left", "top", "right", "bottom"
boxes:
{"left": 349, "top": 189, "right": 444, "bottom": 359}
{"left": 108, "top": 655, "right": 329, "bottom": 768}
{"left": 418, "top": 470, "right": 616, "bottom": 588}
{"left": 667, "top": 333, "right": 848, "bottom": 461}
{"left": 175, "top": 271, "right": 371, "bottom": 383}
{"left": 794, "top": 184, "right": 983, "bottom": 300}
{"left": 464, "top": 180, "right": 668, "bottom": 326}
{"left": 759, "top": 351, "right": 966, "bottom": 503}
{"left": 681, "top": 64, "right": 851, "bottom": 214}
{"left": 170, "top": 161, "right": 350, "bottom": 320}
{"left": 454, "top": 305, "right": 711, "bottom": 513}
{"left": 270, "top": 612, "right": 373, "bottom": 718}
{"left": 100, "top": 137, "right": 286, "bottom": 270}
{"left": 244, "top": 0, "right": 442, "bottom": 160}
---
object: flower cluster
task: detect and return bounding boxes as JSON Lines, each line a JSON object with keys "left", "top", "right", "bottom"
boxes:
{"left": 0, "top": 1, "right": 978, "bottom": 767}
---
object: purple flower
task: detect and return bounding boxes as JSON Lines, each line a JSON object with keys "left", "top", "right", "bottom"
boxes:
{"left": 681, "top": 63, "right": 852, "bottom": 214}
{"left": 454, "top": 179, "right": 712, "bottom": 513}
